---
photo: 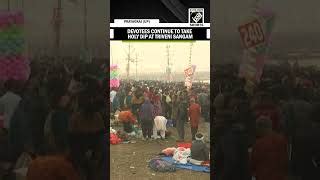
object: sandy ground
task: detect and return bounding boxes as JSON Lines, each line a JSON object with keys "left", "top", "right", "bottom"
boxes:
{"left": 110, "top": 119, "right": 210, "bottom": 180}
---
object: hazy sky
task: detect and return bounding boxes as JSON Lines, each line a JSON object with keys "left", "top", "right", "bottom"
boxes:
{"left": 0, "top": 0, "right": 108, "bottom": 57}
{"left": 214, "top": 0, "right": 320, "bottom": 36}
{"left": 111, "top": 41, "right": 210, "bottom": 74}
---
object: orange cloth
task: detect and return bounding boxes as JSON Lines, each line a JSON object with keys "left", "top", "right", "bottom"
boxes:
{"left": 27, "top": 155, "right": 80, "bottom": 180}
{"left": 188, "top": 103, "right": 201, "bottom": 128}
{"left": 118, "top": 111, "right": 136, "bottom": 124}
{"left": 251, "top": 132, "right": 288, "bottom": 180}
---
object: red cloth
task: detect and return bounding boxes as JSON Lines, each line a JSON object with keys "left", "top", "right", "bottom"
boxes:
{"left": 153, "top": 95, "right": 161, "bottom": 103}
{"left": 254, "top": 104, "right": 281, "bottom": 131}
{"left": 144, "top": 91, "right": 153, "bottom": 100}
{"left": 188, "top": 103, "right": 201, "bottom": 128}
{"left": 110, "top": 133, "right": 122, "bottom": 145}
{"left": 251, "top": 132, "right": 288, "bottom": 180}
{"left": 147, "top": 91, "right": 154, "bottom": 102}
{"left": 177, "top": 142, "right": 192, "bottom": 149}
{"left": 118, "top": 111, "right": 136, "bottom": 124}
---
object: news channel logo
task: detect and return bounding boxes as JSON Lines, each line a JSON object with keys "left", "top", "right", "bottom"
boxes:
{"left": 188, "top": 8, "right": 204, "bottom": 24}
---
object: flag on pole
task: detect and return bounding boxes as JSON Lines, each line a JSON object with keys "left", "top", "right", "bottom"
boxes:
{"left": 184, "top": 65, "right": 196, "bottom": 89}
{"left": 238, "top": 3, "right": 276, "bottom": 87}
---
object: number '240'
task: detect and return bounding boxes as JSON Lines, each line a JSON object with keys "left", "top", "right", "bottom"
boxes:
{"left": 238, "top": 19, "right": 265, "bottom": 49}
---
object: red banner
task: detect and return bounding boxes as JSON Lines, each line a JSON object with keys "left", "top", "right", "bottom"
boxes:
{"left": 238, "top": 19, "right": 265, "bottom": 49}
{"left": 184, "top": 65, "right": 196, "bottom": 88}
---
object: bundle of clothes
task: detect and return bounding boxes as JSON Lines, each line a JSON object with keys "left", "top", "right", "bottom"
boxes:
{"left": 109, "top": 126, "right": 142, "bottom": 145}
{"left": 148, "top": 133, "right": 210, "bottom": 173}
{"left": 110, "top": 127, "right": 122, "bottom": 145}
{"left": 160, "top": 133, "right": 210, "bottom": 166}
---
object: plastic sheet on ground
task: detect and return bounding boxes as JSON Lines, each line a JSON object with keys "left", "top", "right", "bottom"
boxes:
{"left": 161, "top": 156, "right": 210, "bottom": 173}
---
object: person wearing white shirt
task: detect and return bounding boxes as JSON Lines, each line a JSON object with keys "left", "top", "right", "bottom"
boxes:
{"left": 153, "top": 116, "right": 167, "bottom": 139}
{"left": 0, "top": 81, "right": 22, "bottom": 130}
{"left": 110, "top": 89, "right": 117, "bottom": 104}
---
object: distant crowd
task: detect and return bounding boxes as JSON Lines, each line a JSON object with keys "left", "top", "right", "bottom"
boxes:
{"left": 111, "top": 80, "right": 210, "bottom": 140}
{"left": 0, "top": 57, "right": 107, "bottom": 180}
{"left": 212, "top": 62, "right": 320, "bottom": 180}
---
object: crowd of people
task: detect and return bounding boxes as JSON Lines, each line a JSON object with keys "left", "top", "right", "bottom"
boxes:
{"left": 111, "top": 80, "right": 210, "bottom": 161}
{"left": 212, "top": 62, "right": 320, "bottom": 180}
{"left": 0, "top": 57, "right": 106, "bottom": 180}
{"left": 111, "top": 80, "right": 210, "bottom": 140}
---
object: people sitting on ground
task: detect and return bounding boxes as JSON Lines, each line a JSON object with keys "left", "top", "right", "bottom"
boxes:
{"left": 118, "top": 107, "right": 136, "bottom": 134}
{"left": 251, "top": 117, "right": 288, "bottom": 180}
{"left": 190, "top": 133, "right": 209, "bottom": 163}
{"left": 153, "top": 116, "right": 167, "bottom": 139}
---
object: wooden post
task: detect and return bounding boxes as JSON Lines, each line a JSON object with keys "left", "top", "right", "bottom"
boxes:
{"left": 54, "top": 0, "right": 62, "bottom": 59}
{"left": 7, "top": 0, "right": 10, "bottom": 11}
{"left": 83, "top": 0, "right": 88, "bottom": 51}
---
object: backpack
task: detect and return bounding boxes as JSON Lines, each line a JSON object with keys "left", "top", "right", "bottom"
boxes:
{"left": 148, "top": 158, "right": 176, "bottom": 172}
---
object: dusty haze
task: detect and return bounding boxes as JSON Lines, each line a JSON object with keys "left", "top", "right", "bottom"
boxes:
{"left": 0, "top": 0, "right": 108, "bottom": 57}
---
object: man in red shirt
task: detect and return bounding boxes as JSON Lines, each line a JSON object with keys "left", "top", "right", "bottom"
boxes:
{"left": 253, "top": 92, "right": 281, "bottom": 131}
{"left": 188, "top": 99, "right": 201, "bottom": 140}
{"left": 251, "top": 117, "right": 288, "bottom": 180}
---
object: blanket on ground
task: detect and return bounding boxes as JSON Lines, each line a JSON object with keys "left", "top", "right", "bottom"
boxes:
{"left": 161, "top": 157, "right": 210, "bottom": 173}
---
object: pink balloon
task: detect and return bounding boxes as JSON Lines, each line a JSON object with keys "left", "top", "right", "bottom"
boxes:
{"left": 110, "top": 79, "right": 120, "bottom": 88}
{"left": 0, "top": 56, "right": 30, "bottom": 81}
{"left": 110, "top": 64, "right": 118, "bottom": 71}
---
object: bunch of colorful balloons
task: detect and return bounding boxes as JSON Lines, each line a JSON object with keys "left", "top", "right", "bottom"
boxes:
{"left": 0, "top": 11, "right": 29, "bottom": 82}
{"left": 110, "top": 64, "right": 120, "bottom": 88}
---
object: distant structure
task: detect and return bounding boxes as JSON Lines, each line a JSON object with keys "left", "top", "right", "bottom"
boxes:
{"left": 165, "top": 45, "right": 173, "bottom": 82}
{"left": 125, "top": 43, "right": 135, "bottom": 79}
{"left": 189, "top": 42, "right": 194, "bottom": 66}
{"left": 134, "top": 53, "right": 139, "bottom": 80}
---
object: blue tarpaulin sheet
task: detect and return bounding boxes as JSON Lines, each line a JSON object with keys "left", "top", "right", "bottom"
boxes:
{"left": 160, "top": 157, "right": 210, "bottom": 173}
